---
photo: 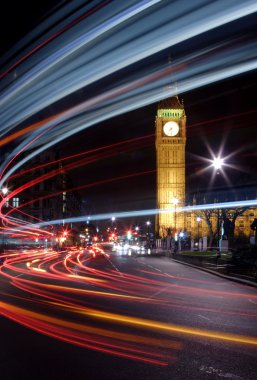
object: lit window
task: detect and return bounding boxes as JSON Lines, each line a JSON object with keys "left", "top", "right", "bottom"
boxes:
{"left": 13, "top": 197, "right": 19, "bottom": 207}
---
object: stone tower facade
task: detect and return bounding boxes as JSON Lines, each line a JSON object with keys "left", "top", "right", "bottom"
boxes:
{"left": 155, "top": 96, "right": 186, "bottom": 237}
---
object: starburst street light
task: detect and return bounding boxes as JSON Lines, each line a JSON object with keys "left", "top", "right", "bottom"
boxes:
{"left": 212, "top": 156, "right": 224, "bottom": 171}
{"left": 1, "top": 187, "right": 8, "bottom": 196}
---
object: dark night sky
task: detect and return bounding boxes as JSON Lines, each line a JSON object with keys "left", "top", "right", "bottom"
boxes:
{"left": 1, "top": 1, "right": 257, "bottom": 220}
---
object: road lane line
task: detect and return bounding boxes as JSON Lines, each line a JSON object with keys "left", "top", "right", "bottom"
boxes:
{"left": 198, "top": 314, "right": 211, "bottom": 322}
{"left": 106, "top": 256, "right": 124, "bottom": 277}
{"left": 140, "top": 284, "right": 174, "bottom": 302}
{"left": 199, "top": 364, "right": 243, "bottom": 379}
{"left": 248, "top": 298, "right": 257, "bottom": 305}
{"left": 147, "top": 265, "right": 162, "bottom": 273}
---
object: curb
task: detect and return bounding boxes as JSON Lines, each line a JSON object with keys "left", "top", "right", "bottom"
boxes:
{"left": 167, "top": 257, "right": 257, "bottom": 288}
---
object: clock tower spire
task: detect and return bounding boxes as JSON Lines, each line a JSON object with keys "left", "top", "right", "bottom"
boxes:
{"left": 155, "top": 95, "right": 186, "bottom": 237}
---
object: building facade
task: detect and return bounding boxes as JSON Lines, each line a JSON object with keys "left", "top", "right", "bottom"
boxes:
{"left": 1, "top": 149, "right": 81, "bottom": 246}
{"left": 155, "top": 96, "right": 186, "bottom": 236}
{"left": 155, "top": 96, "right": 257, "bottom": 242}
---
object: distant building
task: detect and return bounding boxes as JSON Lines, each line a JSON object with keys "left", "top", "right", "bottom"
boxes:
{"left": 1, "top": 149, "right": 81, "bottom": 240}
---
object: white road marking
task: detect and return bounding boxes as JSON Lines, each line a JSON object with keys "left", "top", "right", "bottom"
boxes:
{"left": 140, "top": 284, "right": 174, "bottom": 302}
{"left": 248, "top": 298, "right": 257, "bottom": 305}
{"left": 199, "top": 365, "right": 243, "bottom": 379}
{"left": 106, "top": 256, "right": 124, "bottom": 277}
{"left": 198, "top": 314, "right": 211, "bottom": 322}
{"left": 147, "top": 265, "right": 162, "bottom": 273}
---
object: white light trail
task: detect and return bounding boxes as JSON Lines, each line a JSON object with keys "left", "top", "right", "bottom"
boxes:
{"left": 1, "top": 0, "right": 257, "bottom": 136}
{"left": 14, "top": 199, "right": 257, "bottom": 231}
{"left": 1, "top": 43, "right": 257, "bottom": 187}
{"left": 1, "top": 0, "right": 257, "bottom": 234}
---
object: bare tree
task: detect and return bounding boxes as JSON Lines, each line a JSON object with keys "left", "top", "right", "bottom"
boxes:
{"left": 196, "top": 209, "right": 218, "bottom": 248}
{"left": 221, "top": 207, "right": 249, "bottom": 244}
{"left": 196, "top": 206, "right": 249, "bottom": 247}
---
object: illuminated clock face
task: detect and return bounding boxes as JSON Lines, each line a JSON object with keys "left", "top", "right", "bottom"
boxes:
{"left": 163, "top": 121, "right": 179, "bottom": 137}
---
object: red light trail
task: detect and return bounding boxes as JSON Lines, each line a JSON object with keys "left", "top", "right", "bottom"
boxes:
{"left": 1, "top": 246, "right": 257, "bottom": 366}
{"left": 0, "top": 0, "right": 113, "bottom": 80}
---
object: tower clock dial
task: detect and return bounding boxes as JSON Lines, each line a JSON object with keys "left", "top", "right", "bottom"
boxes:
{"left": 163, "top": 121, "right": 179, "bottom": 136}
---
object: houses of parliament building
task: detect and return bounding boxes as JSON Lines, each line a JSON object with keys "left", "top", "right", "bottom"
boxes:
{"left": 155, "top": 95, "right": 257, "bottom": 242}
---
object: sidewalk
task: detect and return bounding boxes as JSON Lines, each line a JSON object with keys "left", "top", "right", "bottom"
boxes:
{"left": 150, "top": 248, "right": 257, "bottom": 288}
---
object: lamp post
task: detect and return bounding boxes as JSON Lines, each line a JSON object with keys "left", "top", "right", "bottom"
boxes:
{"left": 1, "top": 187, "right": 9, "bottom": 253}
{"left": 196, "top": 217, "right": 201, "bottom": 250}
{"left": 217, "top": 209, "right": 222, "bottom": 257}
{"left": 172, "top": 197, "right": 179, "bottom": 236}
{"left": 211, "top": 156, "right": 225, "bottom": 255}
{"left": 111, "top": 216, "right": 116, "bottom": 230}
{"left": 146, "top": 220, "right": 151, "bottom": 237}
{"left": 146, "top": 221, "right": 151, "bottom": 249}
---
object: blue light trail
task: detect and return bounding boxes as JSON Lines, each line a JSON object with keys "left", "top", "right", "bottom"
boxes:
{"left": 0, "top": 0, "right": 257, "bottom": 236}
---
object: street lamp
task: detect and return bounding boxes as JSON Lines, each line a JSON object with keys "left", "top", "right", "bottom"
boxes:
{"left": 1, "top": 187, "right": 8, "bottom": 196}
{"left": 146, "top": 221, "right": 151, "bottom": 237}
{"left": 172, "top": 197, "right": 179, "bottom": 235}
{"left": 211, "top": 156, "right": 224, "bottom": 255}
{"left": 211, "top": 156, "right": 224, "bottom": 174}
{"left": 1, "top": 187, "right": 9, "bottom": 252}
{"left": 111, "top": 216, "right": 116, "bottom": 229}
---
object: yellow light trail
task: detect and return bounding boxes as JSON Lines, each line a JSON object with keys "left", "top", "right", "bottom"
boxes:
{"left": 39, "top": 283, "right": 147, "bottom": 301}
{"left": 2, "top": 300, "right": 257, "bottom": 347}
{"left": 84, "top": 309, "right": 257, "bottom": 346}
{"left": 0, "top": 301, "right": 181, "bottom": 350}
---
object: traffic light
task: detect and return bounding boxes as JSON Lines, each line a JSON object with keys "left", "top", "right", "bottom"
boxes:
{"left": 127, "top": 230, "right": 132, "bottom": 239}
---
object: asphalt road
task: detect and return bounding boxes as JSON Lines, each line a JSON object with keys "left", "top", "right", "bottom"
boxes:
{"left": 0, "top": 245, "right": 257, "bottom": 380}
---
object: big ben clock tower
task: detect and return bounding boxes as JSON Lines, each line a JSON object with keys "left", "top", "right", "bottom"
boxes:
{"left": 155, "top": 96, "right": 186, "bottom": 236}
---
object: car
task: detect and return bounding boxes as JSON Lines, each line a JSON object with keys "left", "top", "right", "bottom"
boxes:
{"left": 89, "top": 246, "right": 109, "bottom": 259}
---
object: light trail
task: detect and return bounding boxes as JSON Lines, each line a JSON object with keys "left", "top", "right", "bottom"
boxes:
{"left": 8, "top": 134, "right": 154, "bottom": 179}
{"left": 0, "top": 0, "right": 114, "bottom": 80}
{"left": 1, "top": 0, "right": 256, "bottom": 127}
{"left": 1, "top": 38, "right": 257, "bottom": 188}
{"left": 17, "top": 199, "right": 257, "bottom": 230}
{"left": 0, "top": 3, "right": 256, "bottom": 360}
{"left": 1, "top": 247, "right": 257, "bottom": 365}
{"left": 0, "top": 2, "right": 257, "bottom": 183}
